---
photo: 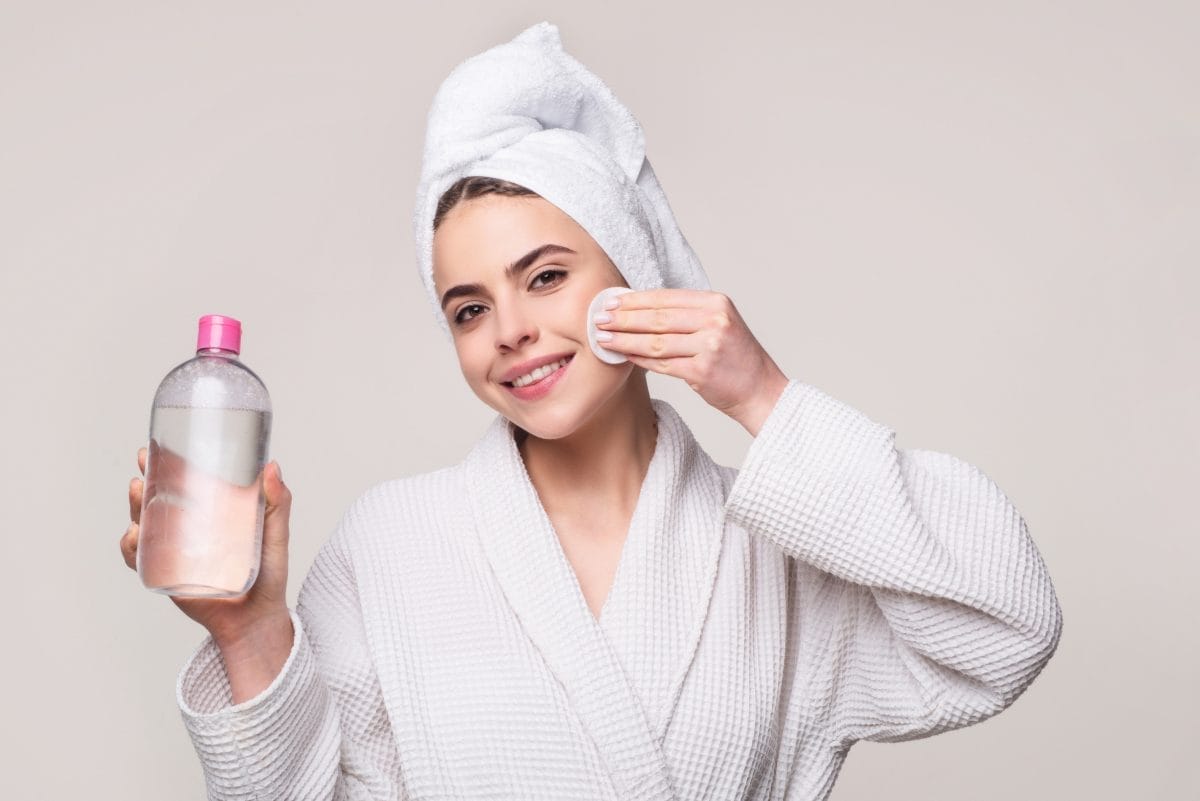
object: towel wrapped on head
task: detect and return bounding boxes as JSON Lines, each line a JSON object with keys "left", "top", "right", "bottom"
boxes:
{"left": 412, "top": 21, "right": 710, "bottom": 339}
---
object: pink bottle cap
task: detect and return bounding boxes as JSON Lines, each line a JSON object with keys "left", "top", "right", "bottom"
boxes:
{"left": 196, "top": 314, "right": 242, "bottom": 354}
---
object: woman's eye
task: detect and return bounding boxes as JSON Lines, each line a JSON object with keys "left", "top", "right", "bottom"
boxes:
{"left": 453, "top": 270, "right": 565, "bottom": 325}
{"left": 530, "top": 268, "right": 566, "bottom": 289}
{"left": 454, "top": 303, "right": 485, "bottom": 325}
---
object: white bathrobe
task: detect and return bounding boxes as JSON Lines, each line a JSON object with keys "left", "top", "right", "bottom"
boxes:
{"left": 176, "top": 378, "right": 1063, "bottom": 800}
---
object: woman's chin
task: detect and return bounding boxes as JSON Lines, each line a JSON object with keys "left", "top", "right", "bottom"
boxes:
{"left": 508, "top": 410, "right": 580, "bottom": 442}
{"left": 484, "top": 360, "right": 634, "bottom": 440}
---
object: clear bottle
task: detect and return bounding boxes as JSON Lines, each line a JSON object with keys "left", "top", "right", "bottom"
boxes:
{"left": 138, "top": 314, "right": 273, "bottom": 598}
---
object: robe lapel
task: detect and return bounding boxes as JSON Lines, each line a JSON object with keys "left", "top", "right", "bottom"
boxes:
{"left": 596, "top": 400, "right": 729, "bottom": 741}
{"left": 463, "top": 398, "right": 726, "bottom": 801}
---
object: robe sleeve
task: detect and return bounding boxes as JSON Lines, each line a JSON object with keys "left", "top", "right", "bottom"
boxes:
{"left": 723, "top": 379, "right": 1063, "bottom": 749}
{"left": 176, "top": 509, "right": 409, "bottom": 799}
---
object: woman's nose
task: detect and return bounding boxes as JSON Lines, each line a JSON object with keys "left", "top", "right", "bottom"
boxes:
{"left": 494, "top": 303, "right": 538, "bottom": 351}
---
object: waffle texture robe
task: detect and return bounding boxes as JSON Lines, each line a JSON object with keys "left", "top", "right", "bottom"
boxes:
{"left": 176, "top": 378, "right": 1063, "bottom": 800}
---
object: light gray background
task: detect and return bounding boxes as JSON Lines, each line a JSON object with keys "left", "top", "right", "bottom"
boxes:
{"left": 2, "top": 1, "right": 1195, "bottom": 798}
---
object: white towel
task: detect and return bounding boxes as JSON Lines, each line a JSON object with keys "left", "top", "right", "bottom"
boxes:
{"left": 412, "top": 21, "right": 711, "bottom": 339}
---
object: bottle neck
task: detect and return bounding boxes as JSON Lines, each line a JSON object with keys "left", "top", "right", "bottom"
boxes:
{"left": 196, "top": 347, "right": 239, "bottom": 358}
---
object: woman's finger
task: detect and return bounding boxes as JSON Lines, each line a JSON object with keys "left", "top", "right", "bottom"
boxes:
{"left": 595, "top": 306, "right": 716, "bottom": 334}
{"left": 137, "top": 446, "right": 147, "bottom": 476}
{"left": 120, "top": 522, "right": 138, "bottom": 570}
{"left": 624, "top": 352, "right": 695, "bottom": 380}
{"left": 609, "top": 288, "right": 721, "bottom": 310}
{"left": 263, "top": 461, "right": 290, "bottom": 514}
{"left": 129, "top": 476, "right": 143, "bottom": 524}
{"left": 595, "top": 330, "right": 710, "bottom": 360}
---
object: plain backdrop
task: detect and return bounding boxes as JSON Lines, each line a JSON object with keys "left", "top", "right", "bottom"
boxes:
{"left": 1, "top": 1, "right": 1196, "bottom": 798}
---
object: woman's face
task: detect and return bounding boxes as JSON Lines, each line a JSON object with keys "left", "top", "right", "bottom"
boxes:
{"left": 432, "top": 194, "right": 635, "bottom": 439}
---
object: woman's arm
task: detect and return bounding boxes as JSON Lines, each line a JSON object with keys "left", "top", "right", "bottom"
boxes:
{"left": 176, "top": 505, "right": 409, "bottom": 799}
{"left": 724, "top": 378, "right": 1064, "bottom": 748}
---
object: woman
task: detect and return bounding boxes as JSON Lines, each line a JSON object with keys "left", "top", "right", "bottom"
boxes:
{"left": 121, "top": 22, "right": 1062, "bottom": 801}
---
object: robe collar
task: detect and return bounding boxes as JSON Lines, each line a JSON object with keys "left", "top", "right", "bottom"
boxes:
{"left": 462, "top": 397, "right": 728, "bottom": 801}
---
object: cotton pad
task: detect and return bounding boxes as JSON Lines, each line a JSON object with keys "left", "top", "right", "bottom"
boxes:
{"left": 587, "top": 286, "right": 635, "bottom": 364}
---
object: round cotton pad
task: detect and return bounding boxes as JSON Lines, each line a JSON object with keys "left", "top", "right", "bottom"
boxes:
{"left": 587, "top": 286, "right": 635, "bottom": 364}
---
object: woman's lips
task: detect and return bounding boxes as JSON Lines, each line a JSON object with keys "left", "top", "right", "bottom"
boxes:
{"left": 502, "top": 354, "right": 573, "bottom": 400}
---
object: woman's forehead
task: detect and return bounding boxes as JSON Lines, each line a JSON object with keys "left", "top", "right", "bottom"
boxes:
{"left": 433, "top": 196, "right": 594, "bottom": 283}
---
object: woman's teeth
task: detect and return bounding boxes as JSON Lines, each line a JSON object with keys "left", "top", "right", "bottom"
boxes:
{"left": 510, "top": 357, "right": 570, "bottom": 387}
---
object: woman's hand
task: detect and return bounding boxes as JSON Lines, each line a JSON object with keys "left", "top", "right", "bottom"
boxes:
{"left": 593, "top": 288, "right": 790, "bottom": 436}
{"left": 120, "top": 447, "right": 293, "bottom": 651}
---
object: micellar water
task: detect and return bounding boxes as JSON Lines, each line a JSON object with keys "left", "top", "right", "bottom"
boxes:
{"left": 139, "top": 314, "right": 272, "bottom": 598}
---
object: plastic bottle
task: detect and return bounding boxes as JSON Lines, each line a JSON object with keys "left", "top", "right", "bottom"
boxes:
{"left": 138, "top": 314, "right": 272, "bottom": 597}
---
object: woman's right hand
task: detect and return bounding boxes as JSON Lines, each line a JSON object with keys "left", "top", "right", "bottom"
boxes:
{"left": 121, "top": 447, "right": 294, "bottom": 651}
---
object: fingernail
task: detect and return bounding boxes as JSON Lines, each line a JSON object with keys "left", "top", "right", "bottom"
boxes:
{"left": 596, "top": 330, "right": 613, "bottom": 342}
{"left": 603, "top": 297, "right": 621, "bottom": 310}
{"left": 274, "top": 461, "right": 283, "bottom": 481}
{"left": 592, "top": 312, "right": 612, "bottom": 324}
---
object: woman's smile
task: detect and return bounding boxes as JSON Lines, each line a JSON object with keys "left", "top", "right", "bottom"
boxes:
{"left": 502, "top": 354, "right": 574, "bottom": 400}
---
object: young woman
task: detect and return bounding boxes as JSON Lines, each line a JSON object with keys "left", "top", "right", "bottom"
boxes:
{"left": 121, "top": 22, "right": 1062, "bottom": 801}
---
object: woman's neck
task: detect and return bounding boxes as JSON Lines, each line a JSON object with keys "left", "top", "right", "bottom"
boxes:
{"left": 516, "top": 372, "right": 659, "bottom": 522}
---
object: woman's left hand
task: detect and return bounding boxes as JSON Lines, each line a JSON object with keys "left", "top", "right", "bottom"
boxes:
{"left": 593, "top": 288, "right": 791, "bottom": 436}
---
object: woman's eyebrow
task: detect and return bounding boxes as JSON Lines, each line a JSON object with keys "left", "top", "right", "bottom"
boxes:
{"left": 440, "top": 244, "right": 578, "bottom": 310}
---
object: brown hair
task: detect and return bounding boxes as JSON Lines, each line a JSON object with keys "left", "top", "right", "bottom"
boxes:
{"left": 433, "top": 176, "right": 540, "bottom": 231}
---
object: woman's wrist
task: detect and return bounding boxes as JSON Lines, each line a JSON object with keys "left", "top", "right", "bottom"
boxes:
{"left": 735, "top": 368, "right": 790, "bottom": 438}
{"left": 213, "top": 610, "right": 295, "bottom": 704}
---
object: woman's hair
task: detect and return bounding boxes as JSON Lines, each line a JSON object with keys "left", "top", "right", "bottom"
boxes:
{"left": 433, "top": 176, "right": 540, "bottom": 231}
